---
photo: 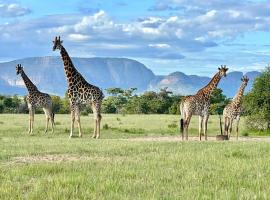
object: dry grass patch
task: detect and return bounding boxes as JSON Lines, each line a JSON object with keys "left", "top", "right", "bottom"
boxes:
{"left": 6, "top": 154, "right": 127, "bottom": 165}
{"left": 8, "top": 154, "right": 90, "bottom": 164}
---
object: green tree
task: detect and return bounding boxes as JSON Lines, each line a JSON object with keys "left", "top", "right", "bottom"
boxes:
{"left": 106, "top": 88, "right": 124, "bottom": 96}
{"left": 51, "top": 95, "right": 62, "bottom": 113}
{"left": 243, "top": 67, "right": 270, "bottom": 130}
{"left": 209, "top": 88, "right": 229, "bottom": 115}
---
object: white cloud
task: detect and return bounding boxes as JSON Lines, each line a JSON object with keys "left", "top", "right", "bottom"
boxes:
{"left": 149, "top": 43, "right": 171, "bottom": 49}
{"left": 0, "top": 3, "right": 31, "bottom": 17}
{"left": 67, "top": 34, "right": 91, "bottom": 41}
{"left": 1, "top": 0, "right": 270, "bottom": 73}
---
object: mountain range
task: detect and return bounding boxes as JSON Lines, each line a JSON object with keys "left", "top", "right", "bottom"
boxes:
{"left": 0, "top": 57, "right": 261, "bottom": 97}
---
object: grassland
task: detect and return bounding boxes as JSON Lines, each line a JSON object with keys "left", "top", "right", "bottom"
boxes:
{"left": 0, "top": 114, "right": 270, "bottom": 199}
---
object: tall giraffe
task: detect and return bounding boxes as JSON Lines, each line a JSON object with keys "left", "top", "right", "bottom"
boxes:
{"left": 16, "top": 64, "right": 54, "bottom": 134}
{"left": 223, "top": 76, "right": 249, "bottom": 140}
{"left": 52, "top": 36, "right": 104, "bottom": 139}
{"left": 180, "top": 65, "right": 228, "bottom": 140}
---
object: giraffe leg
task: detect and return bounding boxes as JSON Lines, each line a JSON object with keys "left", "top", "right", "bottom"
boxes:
{"left": 28, "top": 111, "right": 32, "bottom": 134}
{"left": 69, "top": 110, "right": 75, "bottom": 139}
{"left": 91, "top": 103, "right": 97, "bottom": 138}
{"left": 228, "top": 119, "right": 233, "bottom": 139}
{"left": 45, "top": 117, "right": 49, "bottom": 133}
{"left": 96, "top": 105, "right": 102, "bottom": 139}
{"left": 199, "top": 116, "right": 203, "bottom": 141}
{"left": 224, "top": 117, "right": 228, "bottom": 135}
{"left": 50, "top": 111, "right": 55, "bottom": 133}
{"left": 92, "top": 119, "right": 97, "bottom": 139}
{"left": 91, "top": 102, "right": 102, "bottom": 139}
{"left": 96, "top": 117, "right": 101, "bottom": 139}
{"left": 77, "top": 116, "right": 82, "bottom": 138}
{"left": 43, "top": 107, "right": 54, "bottom": 133}
{"left": 180, "top": 118, "right": 184, "bottom": 141}
{"left": 43, "top": 108, "right": 49, "bottom": 133}
{"left": 236, "top": 116, "right": 240, "bottom": 140}
{"left": 48, "top": 105, "right": 54, "bottom": 133}
{"left": 184, "top": 115, "right": 192, "bottom": 140}
{"left": 203, "top": 114, "right": 209, "bottom": 141}
{"left": 75, "top": 106, "right": 82, "bottom": 138}
{"left": 30, "top": 109, "right": 34, "bottom": 135}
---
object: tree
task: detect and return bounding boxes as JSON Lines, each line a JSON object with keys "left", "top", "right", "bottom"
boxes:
{"left": 51, "top": 95, "right": 62, "bottom": 113}
{"left": 106, "top": 88, "right": 124, "bottom": 96}
{"left": 243, "top": 67, "right": 270, "bottom": 131}
{"left": 209, "top": 88, "right": 229, "bottom": 114}
{"left": 210, "top": 88, "right": 227, "bottom": 104}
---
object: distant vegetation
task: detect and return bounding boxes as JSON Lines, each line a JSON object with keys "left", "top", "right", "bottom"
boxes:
{"left": 243, "top": 67, "right": 270, "bottom": 131}
{"left": 0, "top": 87, "right": 228, "bottom": 115}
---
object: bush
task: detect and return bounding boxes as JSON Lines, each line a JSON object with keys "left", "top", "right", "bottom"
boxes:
{"left": 243, "top": 67, "right": 270, "bottom": 131}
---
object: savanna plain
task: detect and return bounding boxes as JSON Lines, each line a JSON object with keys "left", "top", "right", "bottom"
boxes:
{"left": 0, "top": 114, "right": 270, "bottom": 199}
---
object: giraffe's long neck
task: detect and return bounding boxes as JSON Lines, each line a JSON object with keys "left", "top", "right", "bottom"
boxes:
{"left": 60, "top": 46, "right": 80, "bottom": 86}
{"left": 197, "top": 72, "right": 222, "bottom": 100}
{"left": 20, "top": 71, "right": 38, "bottom": 93}
{"left": 232, "top": 83, "right": 246, "bottom": 105}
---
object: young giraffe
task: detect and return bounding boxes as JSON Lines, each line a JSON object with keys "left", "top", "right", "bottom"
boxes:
{"left": 52, "top": 36, "right": 104, "bottom": 139}
{"left": 223, "top": 76, "right": 249, "bottom": 140}
{"left": 16, "top": 64, "right": 54, "bottom": 134}
{"left": 180, "top": 65, "right": 228, "bottom": 140}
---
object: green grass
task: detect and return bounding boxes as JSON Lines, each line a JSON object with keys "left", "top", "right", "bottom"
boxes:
{"left": 0, "top": 113, "right": 250, "bottom": 138}
{"left": 0, "top": 114, "right": 270, "bottom": 199}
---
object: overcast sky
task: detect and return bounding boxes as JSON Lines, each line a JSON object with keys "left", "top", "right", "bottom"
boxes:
{"left": 1, "top": 0, "right": 270, "bottom": 75}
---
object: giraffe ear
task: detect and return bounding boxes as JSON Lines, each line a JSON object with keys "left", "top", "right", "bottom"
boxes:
{"left": 60, "top": 40, "right": 63, "bottom": 44}
{"left": 218, "top": 67, "right": 221, "bottom": 70}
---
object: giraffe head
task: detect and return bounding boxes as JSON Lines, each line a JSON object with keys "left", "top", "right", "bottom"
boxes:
{"left": 52, "top": 36, "right": 63, "bottom": 51}
{"left": 16, "top": 64, "right": 24, "bottom": 75}
{"left": 218, "top": 65, "right": 229, "bottom": 77}
{"left": 241, "top": 76, "right": 249, "bottom": 86}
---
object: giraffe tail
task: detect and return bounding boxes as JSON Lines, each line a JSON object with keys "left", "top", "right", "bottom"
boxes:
{"left": 180, "top": 101, "right": 185, "bottom": 135}
{"left": 52, "top": 112, "right": 55, "bottom": 125}
{"left": 180, "top": 119, "right": 184, "bottom": 134}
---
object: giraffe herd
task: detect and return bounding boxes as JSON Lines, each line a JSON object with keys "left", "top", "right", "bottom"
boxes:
{"left": 15, "top": 36, "right": 249, "bottom": 140}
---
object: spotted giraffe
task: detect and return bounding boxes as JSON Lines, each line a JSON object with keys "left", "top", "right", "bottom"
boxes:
{"left": 223, "top": 76, "right": 249, "bottom": 140}
{"left": 180, "top": 65, "right": 229, "bottom": 140}
{"left": 52, "top": 36, "right": 104, "bottom": 139}
{"left": 16, "top": 64, "right": 54, "bottom": 134}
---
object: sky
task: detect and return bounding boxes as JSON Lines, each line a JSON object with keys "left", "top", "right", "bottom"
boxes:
{"left": 1, "top": 0, "right": 270, "bottom": 76}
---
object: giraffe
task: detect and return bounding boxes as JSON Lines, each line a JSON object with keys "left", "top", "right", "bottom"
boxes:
{"left": 180, "top": 65, "right": 228, "bottom": 141}
{"left": 52, "top": 36, "right": 104, "bottom": 139}
{"left": 16, "top": 64, "right": 54, "bottom": 134}
{"left": 223, "top": 76, "right": 249, "bottom": 140}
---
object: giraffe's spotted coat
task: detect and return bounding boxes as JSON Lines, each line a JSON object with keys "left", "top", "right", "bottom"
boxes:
{"left": 53, "top": 36, "right": 104, "bottom": 139}
{"left": 223, "top": 76, "right": 249, "bottom": 139}
{"left": 16, "top": 64, "right": 54, "bottom": 134}
{"left": 180, "top": 66, "right": 228, "bottom": 140}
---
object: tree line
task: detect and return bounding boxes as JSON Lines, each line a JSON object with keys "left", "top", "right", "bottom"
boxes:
{"left": 0, "top": 87, "right": 228, "bottom": 115}
{"left": 0, "top": 67, "right": 269, "bottom": 131}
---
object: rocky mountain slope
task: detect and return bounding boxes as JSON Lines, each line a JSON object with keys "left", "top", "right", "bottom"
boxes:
{"left": 0, "top": 57, "right": 261, "bottom": 97}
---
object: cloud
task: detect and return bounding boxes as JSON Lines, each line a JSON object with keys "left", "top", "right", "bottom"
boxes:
{"left": 1, "top": 0, "right": 270, "bottom": 68}
{"left": 148, "top": 2, "right": 183, "bottom": 11}
{"left": 0, "top": 3, "right": 31, "bottom": 17}
{"left": 149, "top": 43, "right": 171, "bottom": 49}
